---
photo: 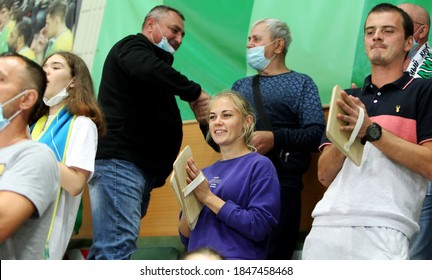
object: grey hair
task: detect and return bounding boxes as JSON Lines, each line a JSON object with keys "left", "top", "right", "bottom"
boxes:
{"left": 253, "top": 18, "right": 292, "bottom": 54}
{"left": 143, "top": 5, "right": 185, "bottom": 28}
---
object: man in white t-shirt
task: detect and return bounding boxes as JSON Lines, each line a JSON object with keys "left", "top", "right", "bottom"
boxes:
{"left": 303, "top": 3, "right": 432, "bottom": 260}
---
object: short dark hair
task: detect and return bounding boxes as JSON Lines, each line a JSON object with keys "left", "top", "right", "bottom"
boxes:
{"left": 0, "top": 0, "right": 13, "bottom": 10}
{"left": 47, "top": 0, "right": 68, "bottom": 21}
{"left": 367, "top": 3, "right": 414, "bottom": 39}
{"left": 15, "top": 19, "right": 34, "bottom": 47}
{"left": 0, "top": 52, "right": 47, "bottom": 123}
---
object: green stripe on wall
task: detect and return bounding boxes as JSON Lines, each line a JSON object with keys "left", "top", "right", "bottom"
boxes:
{"left": 167, "top": 0, "right": 255, "bottom": 120}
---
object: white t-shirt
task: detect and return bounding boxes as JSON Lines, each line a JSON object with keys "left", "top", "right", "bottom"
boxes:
{"left": 312, "top": 143, "right": 427, "bottom": 239}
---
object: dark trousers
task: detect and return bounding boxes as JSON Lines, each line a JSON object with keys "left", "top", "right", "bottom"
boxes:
{"left": 266, "top": 187, "right": 301, "bottom": 260}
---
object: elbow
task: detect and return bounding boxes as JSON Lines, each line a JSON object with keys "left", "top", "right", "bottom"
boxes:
{"left": 419, "top": 145, "right": 432, "bottom": 180}
{"left": 64, "top": 184, "right": 85, "bottom": 196}
{"left": 248, "top": 230, "right": 269, "bottom": 242}
{"left": 69, "top": 189, "right": 82, "bottom": 196}
{"left": 317, "top": 160, "right": 333, "bottom": 188}
{"left": 253, "top": 224, "right": 273, "bottom": 242}
{"left": 423, "top": 168, "right": 432, "bottom": 181}
{"left": 317, "top": 147, "right": 341, "bottom": 188}
{"left": 423, "top": 157, "right": 432, "bottom": 180}
{"left": 0, "top": 235, "right": 8, "bottom": 243}
{"left": 318, "top": 178, "right": 331, "bottom": 188}
{"left": 317, "top": 170, "right": 331, "bottom": 188}
{"left": 72, "top": 185, "right": 85, "bottom": 196}
{"left": 416, "top": 158, "right": 432, "bottom": 180}
{"left": 251, "top": 219, "right": 276, "bottom": 242}
{"left": 0, "top": 226, "right": 12, "bottom": 243}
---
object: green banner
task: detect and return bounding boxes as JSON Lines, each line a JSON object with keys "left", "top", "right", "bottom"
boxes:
{"left": 92, "top": 0, "right": 432, "bottom": 121}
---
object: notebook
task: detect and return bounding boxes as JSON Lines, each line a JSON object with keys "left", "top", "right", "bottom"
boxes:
{"left": 326, "top": 85, "right": 364, "bottom": 166}
{"left": 171, "top": 145, "right": 204, "bottom": 230}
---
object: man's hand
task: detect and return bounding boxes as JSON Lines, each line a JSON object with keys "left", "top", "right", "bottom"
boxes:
{"left": 190, "top": 90, "right": 211, "bottom": 125}
{"left": 31, "top": 27, "right": 48, "bottom": 56}
{"left": 251, "top": 131, "right": 274, "bottom": 155}
{"left": 337, "top": 90, "right": 371, "bottom": 138}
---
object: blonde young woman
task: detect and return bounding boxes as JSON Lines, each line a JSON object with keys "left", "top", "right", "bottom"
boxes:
{"left": 30, "top": 51, "right": 105, "bottom": 259}
{"left": 178, "top": 91, "right": 280, "bottom": 260}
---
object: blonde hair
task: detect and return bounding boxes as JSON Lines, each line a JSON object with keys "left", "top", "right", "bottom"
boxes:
{"left": 180, "top": 247, "right": 224, "bottom": 260}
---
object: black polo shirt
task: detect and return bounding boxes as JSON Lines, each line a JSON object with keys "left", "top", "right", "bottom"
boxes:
{"left": 346, "top": 72, "right": 432, "bottom": 144}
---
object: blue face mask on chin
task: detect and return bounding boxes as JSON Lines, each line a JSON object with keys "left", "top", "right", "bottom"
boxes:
{"left": 152, "top": 23, "right": 176, "bottom": 54}
{"left": 0, "top": 90, "right": 27, "bottom": 132}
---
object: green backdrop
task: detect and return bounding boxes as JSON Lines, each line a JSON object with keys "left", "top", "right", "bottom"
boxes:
{"left": 91, "top": 0, "right": 432, "bottom": 121}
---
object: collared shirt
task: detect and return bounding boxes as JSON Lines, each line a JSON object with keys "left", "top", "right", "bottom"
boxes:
{"left": 320, "top": 72, "right": 432, "bottom": 149}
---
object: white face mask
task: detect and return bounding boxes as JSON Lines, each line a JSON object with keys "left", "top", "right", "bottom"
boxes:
{"left": 0, "top": 90, "right": 26, "bottom": 132}
{"left": 43, "top": 80, "right": 73, "bottom": 107}
{"left": 247, "top": 40, "right": 277, "bottom": 71}
{"left": 152, "top": 23, "right": 176, "bottom": 54}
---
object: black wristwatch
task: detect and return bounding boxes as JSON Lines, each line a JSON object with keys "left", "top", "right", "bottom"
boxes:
{"left": 361, "top": 122, "right": 382, "bottom": 145}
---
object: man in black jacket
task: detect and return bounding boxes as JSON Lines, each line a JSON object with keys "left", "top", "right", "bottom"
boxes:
{"left": 88, "top": 5, "right": 210, "bottom": 260}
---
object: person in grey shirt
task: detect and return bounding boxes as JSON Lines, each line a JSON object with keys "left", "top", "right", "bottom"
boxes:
{"left": 0, "top": 52, "right": 59, "bottom": 260}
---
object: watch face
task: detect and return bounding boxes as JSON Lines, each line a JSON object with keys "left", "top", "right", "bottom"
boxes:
{"left": 368, "top": 123, "right": 382, "bottom": 141}
{"left": 370, "top": 127, "right": 381, "bottom": 139}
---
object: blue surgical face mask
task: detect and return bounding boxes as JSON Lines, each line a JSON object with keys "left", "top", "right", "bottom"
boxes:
{"left": 152, "top": 23, "right": 175, "bottom": 54}
{"left": 408, "top": 26, "right": 423, "bottom": 59}
{"left": 0, "top": 90, "right": 27, "bottom": 132}
{"left": 247, "top": 40, "right": 277, "bottom": 71}
{"left": 408, "top": 39, "right": 419, "bottom": 59}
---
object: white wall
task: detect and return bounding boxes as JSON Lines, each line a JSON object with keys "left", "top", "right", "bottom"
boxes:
{"left": 72, "top": 0, "right": 106, "bottom": 72}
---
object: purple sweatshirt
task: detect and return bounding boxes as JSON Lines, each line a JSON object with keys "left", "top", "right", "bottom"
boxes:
{"left": 180, "top": 152, "right": 281, "bottom": 259}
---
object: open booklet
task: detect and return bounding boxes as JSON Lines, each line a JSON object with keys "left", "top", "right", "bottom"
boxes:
{"left": 170, "top": 145, "right": 204, "bottom": 230}
{"left": 326, "top": 85, "right": 364, "bottom": 166}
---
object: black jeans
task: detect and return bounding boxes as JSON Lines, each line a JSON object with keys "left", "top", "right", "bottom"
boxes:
{"left": 266, "top": 187, "right": 301, "bottom": 260}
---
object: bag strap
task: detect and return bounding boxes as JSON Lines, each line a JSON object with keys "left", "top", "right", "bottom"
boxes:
{"left": 252, "top": 75, "right": 272, "bottom": 130}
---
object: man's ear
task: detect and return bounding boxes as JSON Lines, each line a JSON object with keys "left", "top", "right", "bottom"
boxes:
{"left": 17, "top": 35, "right": 25, "bottom": 47}
{"left": 144, "top": 17, "right": 156, "bottom": 32}
{"left": 275, "top": 38, "right": 285, "bottom": 54}
{"left": 54, "top": 15, "right": 62, "bottom": 26}
{"left": 404, "top": 36, "right": 414, "bottom": 53}
{"left": 19, "top": 90, "right": 38, "bottom": 110}
{"left": 418, "top": 25, "right": 429, "bottom": 40}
